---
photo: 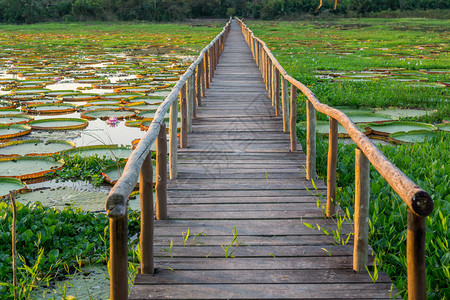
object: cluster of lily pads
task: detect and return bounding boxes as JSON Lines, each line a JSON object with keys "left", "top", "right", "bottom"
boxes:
{"left": 0, "top": 51, "right": 186, "bottom": 201}
{"left": 300, "top": 106, "right": 449, "bottom": 144}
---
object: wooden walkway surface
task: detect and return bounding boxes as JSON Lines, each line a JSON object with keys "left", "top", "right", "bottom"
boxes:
{"left": 129, "top": 21, "right": 395, "bottom": 299}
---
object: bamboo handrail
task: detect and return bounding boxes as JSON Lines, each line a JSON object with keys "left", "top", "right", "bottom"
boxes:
{"left": 105, "top": 18, "right": 232, "bottom": 300}
{"left": 236, "top": 17, "right": 432, "bottom": 300}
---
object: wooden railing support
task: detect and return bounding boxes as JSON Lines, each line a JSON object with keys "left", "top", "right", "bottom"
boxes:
{"left": 180, "top": 84, "right": 188, "bottom": 148}
{"left": 156, "top": 123, "right": 167, "bottom": 220}
{"left": 281, "top": 77, "right": 289, "bottom": 132}
{"left": 354, "top": 148, "right": 370, "bottom": 272}
{"left": 187, "top": 75, "right": 194, "bottom": 133}
{"left": 274, "top": 67, "right": 280, "bottom": 116}
{"left": 407, "top": 210, "right": 427, "bottom": 299}
{"left": 109, "top": 215, "right": 128, "bottom": 300}
{"left": 327, "top": 118, "right": 338, "bottom": 217}
{"left": 169, "top": 101, "right": 178, "bottom": 179}
{"left": 140, "top": 152, "right": 154, "bottom": 275}
{"left": 200, "top": 59, "right": 205, "bottom": 98}
{"left": 205, "top": 50, "right": 209, "bottom": 89}
{"left": 196, "top": 64, "right": 202, "bottom": 107}
{"left": 290, "top": 85, "right": 297, "bottom": 152}
{"left": 306, "top": 100, "right": 316, "bottom": 180}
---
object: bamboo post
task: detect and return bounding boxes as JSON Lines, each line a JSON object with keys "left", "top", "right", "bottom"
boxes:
{"left": 327, "top": 118, "right": 338, "bottom": 217}
{"left": 10, "top": 192, "right": 17, "bottom": 300}
{"left": 169, "top": 101, "right": 178, "bottom": 179}
{"left": 209, "top": 46, "right": 214, "bottom": 80}
{"left": 268, "top": 60, "right": 273, "bottom": 100}
{"left": 274, "top": 67, "right": 280, "bottom": 116}
{"left": 353, "top": 148, "right": 370, "bottom": 272}
{"left": 180, "top": 84, "right": 188, "bottom": 148}
{"left": 187, "top": 75, "right": 194, "bottom": 133}
{"left": 204, "top": 51, "right": 209, "bottom": 89}
{"left": 110, "top": 214, "right": 128, "bottom": 300}
{"left": 281, "top": 77, "right": 289, "bottom": 132}
{"left": 407, "top": 210, "right": 427, "bottom": 299}
{"left": 156, "top": 123, "right": 167, "bottom": 220}
{"left": 196, "top": 64, "right": 201, "bottom": 108}
{"left": 200, "top": 58, "right": 205, "bottom": 98}
{"left": 265, "top": 54, "right": 269, "bottom": 90}
{"left": 306, "top": 100, "right": 316, "bottom": 180}
{"left": 140, "top": 152, "right": 154, "bottom": 274}
{"left": 193, "top": 68, "right": 197, "bottom": 118}
{"left": 290, "top": 85, "right": 297, "bottom": 152}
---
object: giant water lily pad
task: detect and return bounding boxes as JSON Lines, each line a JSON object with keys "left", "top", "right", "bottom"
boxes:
{"left": 0, "top": 109, "right": 22, "bottom": 115}
{"left": 123, "top": 102, "right": 160, "bottom": 111}
{"left": 0, "top": 114, "right": 33, "bottom": 125}
{"left": 102, "top": 162, "right": 155, "bottom": 185}
{"left": 0, "top": 177, "right": 26, "bottom": 198}
{"left": 0, "top": 156, "right": 64, "bottom": 179}
{"left": 366, "top": 121, "right": 437, "bottom": 136}
{"left": 63, "top": 145, "right": 133, "bottom": 160}
{"left": 436, "top": 123, "right": 450, "bottom": 132}
{"left": 79, "top": 103, "right": 122, "bottom": 111}
{"left": 298, "top": 121, "right": 369, "bottom": 137}
{"left": 25, "top": 103, "right": 77, "bottom": 114}
{"left": 373, "top": 108, "right": 436, "bottom": 120}
{"left": 344, "top": 112, "right": 392, "bottom": 123}
{"left": 0, "top": 124, "right": 31, "bottom": 140}
{"left": 390, "top": 130, "right": 441, "bottom": 144}
{"left": 28, "top": 118, "right": 89, "bottom": 130}
{"left": 0, "top": 139, "right": 74, "bottom": 156}
{"left": 101, "top": 93, "right": 144, "bottom": 100}
{"left": 57, "top": 93, "right": 100, "bottom": 101}
{"left": 81, "top": 109, "right": 136, "bottom": 120}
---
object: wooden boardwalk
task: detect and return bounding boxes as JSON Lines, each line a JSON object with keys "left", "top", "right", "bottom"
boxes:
{"left": 129, "top": 21, "right": 395, "bottom": 299}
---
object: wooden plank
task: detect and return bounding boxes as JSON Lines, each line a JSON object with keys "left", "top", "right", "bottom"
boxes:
{"left": 130, "top": 283, "right": 395, "bottom": 299}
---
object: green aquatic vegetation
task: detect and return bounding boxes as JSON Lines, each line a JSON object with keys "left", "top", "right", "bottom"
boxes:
{"left": 0, "top": 201, "right": 141, "bottom": 299}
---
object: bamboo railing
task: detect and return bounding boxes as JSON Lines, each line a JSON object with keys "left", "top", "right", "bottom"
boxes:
{"left": 236, "top": 18, "right": 433, "bottom": 300}
{"left": 104, "top": 19, "right": 231, "bottom": 300}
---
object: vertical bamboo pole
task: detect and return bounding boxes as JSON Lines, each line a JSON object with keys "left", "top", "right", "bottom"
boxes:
{"left": 209, "top": 46, "right": 214, "bottom": 80}
{"left": 196, "top": 65, "right": 202, "bottom": 107}
{"left": 10, "top": 192, "right": 17, "bottom": 300}
{"left": 274, "top": 68, "right": 280, "bottom": 116}
{"left": 204, "top": 51, "right": 209, "bottom": 89}
{"left": 353, "top": 148, "right": 370, "bottom": 272}
{"left": 180, "top": 84, "right": 188, "bottom": 148}
{"left": 187, "top": 75, "right": 194, "bottom": 133}
{"left": 110, "top": 214, "right": 128, "bottom": 300}
{"left": 193, "top": 68, "right": 197, "bottom": 118}
{"left": 281, "top": 77, "right": 289, "bottom": 132}
{"left": 200, "top": 58, "right": 205, "bottom": 98}
{"left": 269, "top": 60, "right": 273, "bottom": 101}
{"left": 290, "top": 85, "right": 297, "bottom": 152}
{"left": 327, "top": 118, "right": 338, "bottom": 217}
{"left": 169, "top": 101, "right": 178, "bottom": 179}
{"left": 407, "top": 210, "right": 427, "bottom": 300}
{"left": 156, "top": 123, "right": 167, "bottom": 220}
{"left": 306, "top": 100, "right": 316, "bottom": 180}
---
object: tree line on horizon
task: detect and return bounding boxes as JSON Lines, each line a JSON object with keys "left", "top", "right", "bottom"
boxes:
{"left": 0, "top": 0, "right": 448, "bottom": 24}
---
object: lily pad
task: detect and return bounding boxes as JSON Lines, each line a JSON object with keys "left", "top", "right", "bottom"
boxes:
{"left": 390, "top": 130, "right": 441, "bottom": 144}
{"left": 0, "top": 124, "right": 31, "bottom": 140}
{"left": 0, "top": 177, "right": 26, "bottom": 198}
{"left": 81, "top": 109, "right": 136, "bottom": 120}
{"left": 0, "top": 114, "right": 34, "bottom": 125}
{"left": 374, "top": 108, "right": 436, "bottom": 120}
{"left": 45, "top": 90, "right": 81, "bottom": 97}
{"left": 0, "top": 156, "right": 64, "bottom": 180}
{"left": 366, "top": 121, "right": 437, "bottom": 136}
{"left": 0, "top": 139, "right": 74, "bottom": 156}
{"left": 298, "top": 120, "right": 369, "bottom": 137}
{"left": 102, "top": 162, "right": 155, "bottom": 185}
{"left": 101, "top": 93, "right": 144, "bottom": 100}
{"left": 63, "top": 145, "right": 133, "bottom": 160}
{"left": 436, "top": 123, "right": 450, "bottom": 132}
{"left": 28, "top": 118, "right": 89, "bottom": 130}
{"left": 25, "top": 103, "right": 77, "bottom": 114}
{"left": 57, "top": 93, "right": 100, "bottom": 101}
{"left": 345, "top": 112, "right": 392, "bottom": 123}
{"left": 123, "top": 102, "right": 160, "bottom": 111}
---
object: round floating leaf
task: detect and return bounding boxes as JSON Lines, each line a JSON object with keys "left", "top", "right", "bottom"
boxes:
{"left": 79, "top": 103, "right": 122, "bottom": 111}
{"left": 57, "top": 93, "right": 100, "bottom": 101}
{"left": 0, "top": 100, "right": 15, "bottom": 109}
{"left": 46, "top": 90, "right": 81, "bottom": 97}
{"left": 12, "top": 88, "right": 50, "bottom": 94}
{"left": 102, "top": 162, "right": 155, "bottom": 185}
{"left": 0, "top": 139, "right": 74, "bottom": 157}
{"left": 28, "top": 118, "right": 89, "bottom": 130}
{"left": 0, "top": 124, "right": 31, "bottom": 140}
{"left": 0, "top": 177, "right": 26, "bottom": 198}
{"left": 74, "top": 77, "right": 107, "bottom": 84}
{"left": 24, "top": 103, "right": 77, "bottom": 114}
{"left": 366, "top": 121, "right": 437, "bottom": 136}
{"left": 0, "top": 156, "right": 64, "bottom": 180}
{"left": 101, "top": 93, "right": 145, "bottom": 100}
{"left": 436, "top": 123, "right": 450, "bottom": 132}
{"left": 81, "top": 109, "right": 136, "bottom": 120}
{"left": 373, "top": 108, "right": 436, "bottom": 120}
{"left": 123, "top": 97, "right": 164, "bottom": 105}
{"left": 0, "top": 114, "right": 34, "bottom": 125}
{"left": 390, "top": 130, "right": 441, "bottom": 144}
{"left": 125, "top": 120, "right": 141, "bottom": 127}
{"left": 298, "top": 121, "right": 369, "bottom": 137}
{"left": 63, "top": 144, "right": 133, "bottom": 160}
{"left": 86, "top": 99, "right": 122, "bottom": 105}
{"left": 345, "top": 112, "right": 392, "bottom": 123}
{"left": 0, "top": 109, "right": 22, "bottom": 115}
{"left": 123, "top": 102, "right": 160, "bottom": 111}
